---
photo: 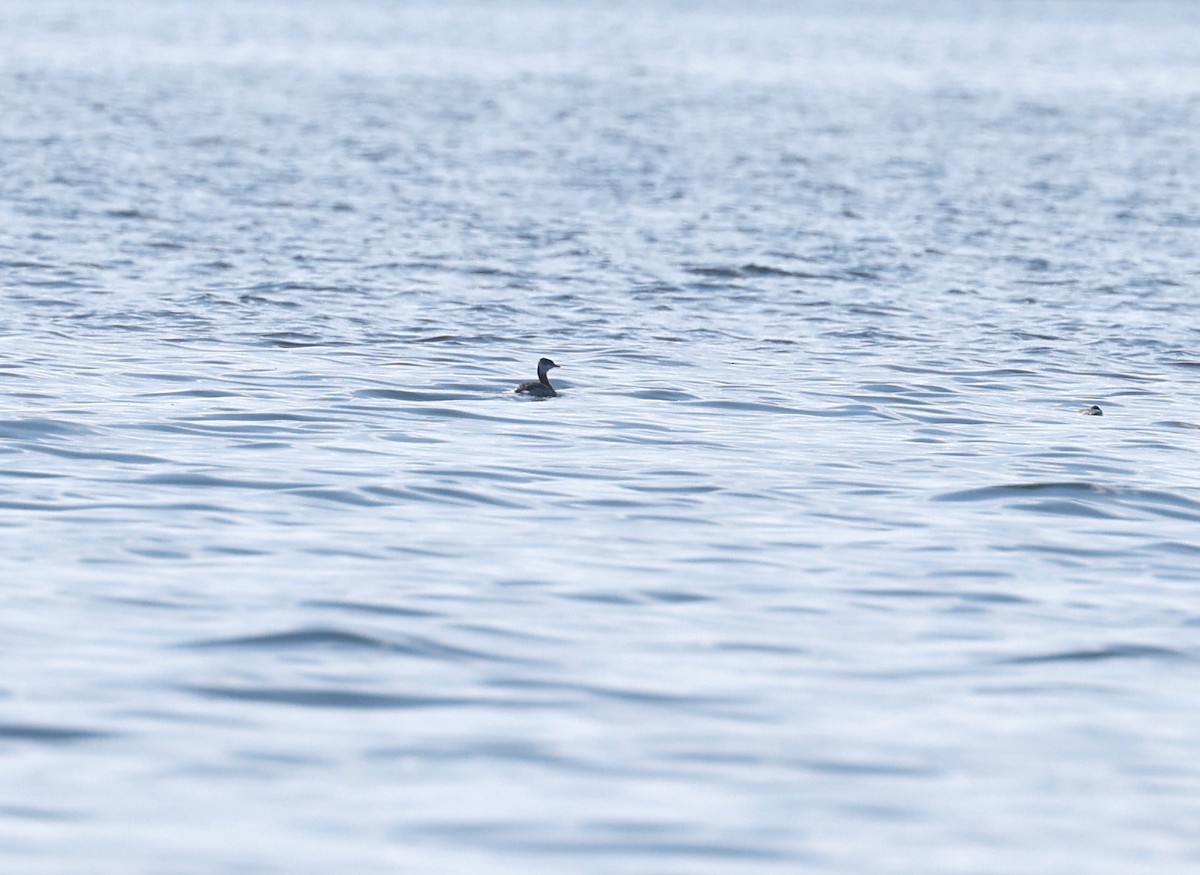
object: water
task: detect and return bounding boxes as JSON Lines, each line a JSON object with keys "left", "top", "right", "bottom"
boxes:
{"left": 2, "top": 0, "right": 1200, "bottom": 871}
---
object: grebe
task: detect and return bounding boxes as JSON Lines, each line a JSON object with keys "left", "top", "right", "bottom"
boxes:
{"left": 515, "top": 357, "right": 559, "bottom": 397}
{"left": 1080, "top": 405, "right": 1103, "bottom": 416}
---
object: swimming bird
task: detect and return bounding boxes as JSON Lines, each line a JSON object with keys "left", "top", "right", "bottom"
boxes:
{"left": 515, "top": 357, "right": 560, "bottom": 397}
{"left": 1080, "top": 405, "right": 1103, "bottom": 416}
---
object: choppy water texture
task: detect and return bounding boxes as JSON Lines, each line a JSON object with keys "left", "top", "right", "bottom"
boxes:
{"left": 2, "top": 0, "right": 1200, "bottom": 872}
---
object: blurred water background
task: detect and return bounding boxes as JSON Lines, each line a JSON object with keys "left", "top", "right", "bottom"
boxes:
{"left": 2, "top": 0, "right": 1200, "bottom": 872}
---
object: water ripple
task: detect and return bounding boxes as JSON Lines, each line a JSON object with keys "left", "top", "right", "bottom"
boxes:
{"left": 1002, "top": 644, "right": 1190, "bottom": 665}
{"left": 933, "top": 482, "right": 1200, "bottom": 521}
{"left": 300, "top": 599, "right": 442, "bottom": 618}
{"left": 183, "top": 626, "right": 509, "bottom": 662}
{"left": 0, "top": 723, "right": 114, "bottom": 744}
{"left": 181, "top": 686, "right": 543, "bottom": 710}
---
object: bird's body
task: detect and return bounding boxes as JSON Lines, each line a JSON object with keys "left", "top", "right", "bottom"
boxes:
{"left": 1080, "top": 404, "right": 1103, "bottom": 416}
{"left": 515, "top": 357, "right": 560, "bottom": 397}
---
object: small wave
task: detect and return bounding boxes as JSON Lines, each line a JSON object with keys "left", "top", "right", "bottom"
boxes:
{"left": 438, "top": 827, "right": 792, "bottom": 862}
{"left": 0, "top": 259, "right": 57, "bottom": 271}
{"left": 138, "top": 473, "right": 314, "bottom": 490}
{"left": 185, "top": 412, "right": 330, "bottom": 424}
{"left": 371, "top": 741, "right": 609, "bottom": 776}
{"left": 137, "top": 422, "right": 308, "bottom": 438}
{"left": 936, "top": 482, "right": 1109, "bottom": 503}
{"left": 563, "top": 591, "right": 641, "bottom": 605}
{"left": 184, "top": 627, "right": 390, "bottom": 650}
{"left": 0, "top": 418, "right": 93, "bottom": 439}
{"left": 36, "top": 446, "right": 168, "bottom": 464}
{"left": 0, "top": 723, "right": 113, "bottom": 743}
{"left": 127, "top": 547, "right": 189, "bottom": 560}
{"left": 356, "top": 388, "right": 477, "bottom": 402}
{"left": 405, "top": 485, "right": 525, "bottom": 508}
{"left": 624, "top": 483, "right": 720, "bottom": 495}
{"left": 417, "top": 467, "right": 530, "bottom": 484}
{"left": 684, "top": 262, "right": 838, "bottom": 281}
{"left": 797, "top": 757, "right": 938, "bottom": 777}
{"left": 623, "top": 389, "right": 698, "bottom": 401}
{"left": 0, "top": 804, "right": 82, "bottom": 821}
{"left": 563, "top": 589, "right": 712, "bottom": 605}
{"left": 485, "top": 677, "right": 734, "bottom": 708}
{"left": 1014, "top": 499, "right": 1119, "bottom": 519}
{"left": 103, "top": 208, "right": 155, "bottom": 220}
{"left": 851, "top": 587, "right": 1031, "bottom": 605}
{"left": 402, "top": 406, "right": 523, "bottom": 423}
{"left": 290, "top": 488, "right": 386, "bottom": 507}
{"left": 182, "top": 685, "right": 490, "bottom": 709}
{"left": 140, "top": 389, "right": 239, "bottom": 399}
{"left": 641, "top": 589, "right": 713, "bottom": 603}
{"left": 687, "top": 399, "right": 807, "bottom": 415}
{"left": 301, "top": 599, "right": 442, "bottom": 618}
{"left": 182, "top": 626, "right": 505, "bottom": 661}
{"left": 238, "top": 294, "right": 301, "bottom": 308}
{"left": 0, "top": 470, "right": 60, "bottom": 481}
{"left": 1003, "top": 644, "right": 1189, "bottom": 665}
{"left": 934, "top": 482, "right": 1200, "bottom": 522}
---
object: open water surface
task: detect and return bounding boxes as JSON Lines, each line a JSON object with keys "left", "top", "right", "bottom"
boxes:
{"left": 2, "top": 1, "right": 1200, "bottom": 872}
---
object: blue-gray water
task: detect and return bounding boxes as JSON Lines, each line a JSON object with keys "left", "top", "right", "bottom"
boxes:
{"left": 3, "top": 1, "right": 1200, "bottom": 871}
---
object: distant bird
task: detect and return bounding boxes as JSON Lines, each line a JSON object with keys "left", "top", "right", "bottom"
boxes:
{"left": 1080, "top": 405, "right": 1103, "bottom": 416}
{"left": 515, "top": 357, "right": 560, "bottom": 397}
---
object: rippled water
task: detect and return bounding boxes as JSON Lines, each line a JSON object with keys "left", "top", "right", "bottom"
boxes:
{"left": 3, "top": 1, "right": 1200, "bottom": 871}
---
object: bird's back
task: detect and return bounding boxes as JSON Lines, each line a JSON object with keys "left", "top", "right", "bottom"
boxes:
{"left": 515, "top": 381, "right": 556, "bottom": 397}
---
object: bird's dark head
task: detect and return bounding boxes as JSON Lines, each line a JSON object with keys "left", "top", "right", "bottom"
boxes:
{"left": 536, "top": 357, "right": 559, "bottom": 385}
